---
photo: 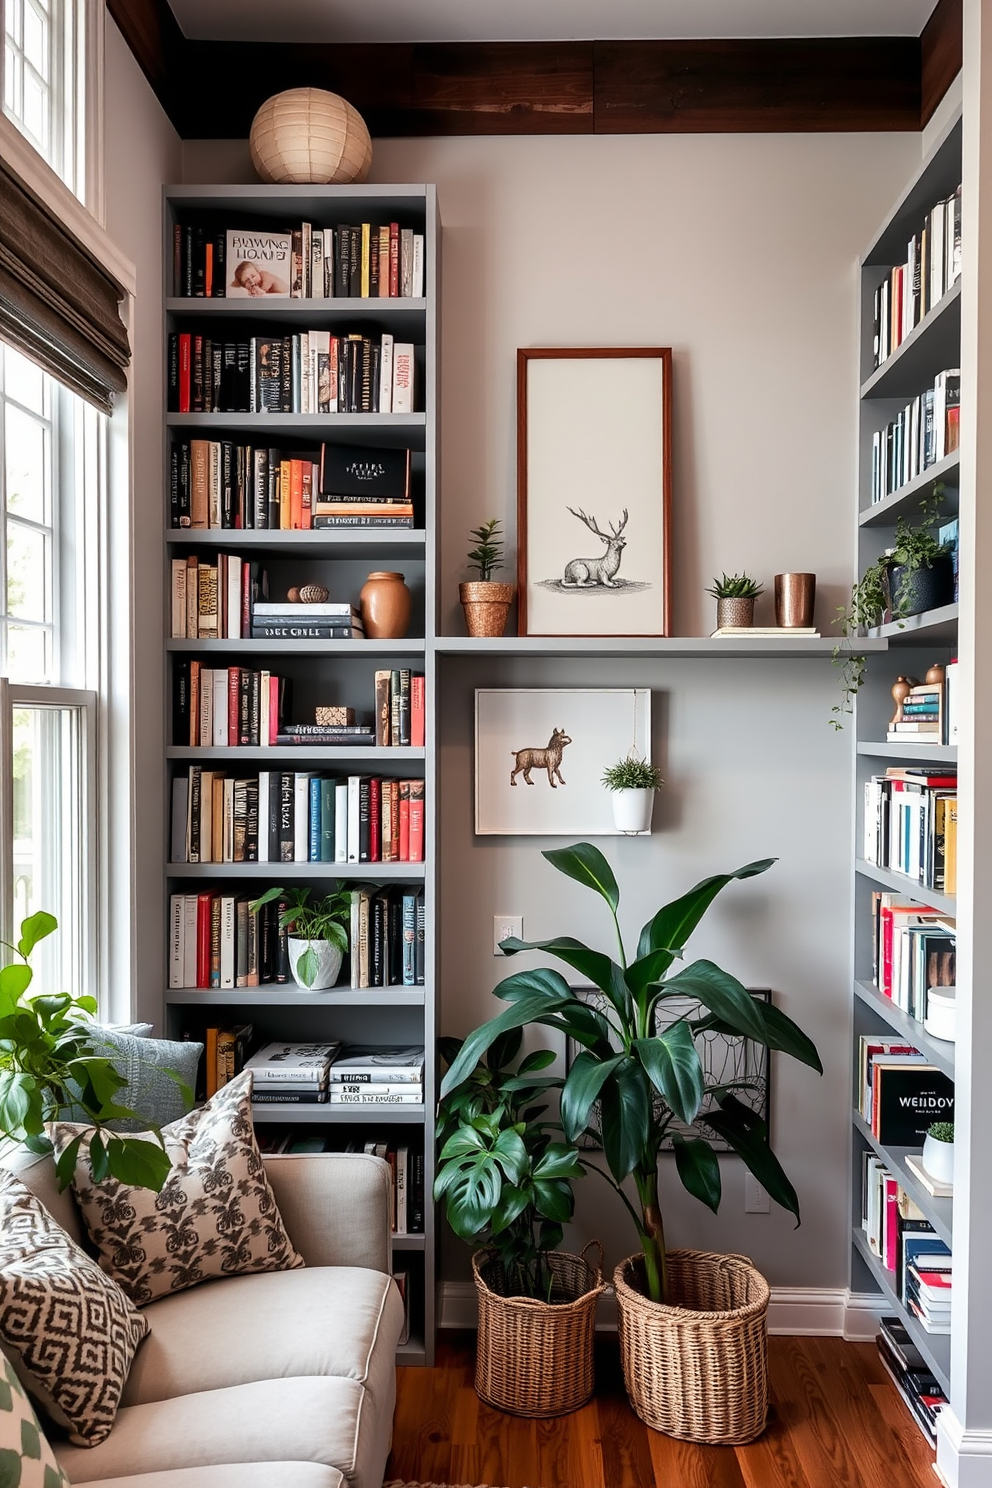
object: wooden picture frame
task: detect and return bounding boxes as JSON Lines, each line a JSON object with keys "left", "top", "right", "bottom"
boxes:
{"left": 517, "top": 348, "right": 673, "bottom": 637}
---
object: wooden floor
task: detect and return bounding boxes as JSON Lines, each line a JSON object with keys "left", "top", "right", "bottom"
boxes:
{"left": 387, "top": 1331, "right": 938, "bottom": 1488}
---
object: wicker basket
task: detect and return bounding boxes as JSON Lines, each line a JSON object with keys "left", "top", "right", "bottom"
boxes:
{"left": 614, "top": 1249, "right": 770, "bottom": 1444}
{"left": 473, "top": 1242, "right": 604, "bottom": 1416}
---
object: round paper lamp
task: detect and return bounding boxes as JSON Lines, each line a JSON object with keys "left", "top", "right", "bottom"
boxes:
{"left": 249, "top": 88, "right": 372, "bottom": 186}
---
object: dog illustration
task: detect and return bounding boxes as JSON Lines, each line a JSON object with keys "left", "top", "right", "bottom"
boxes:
{"left": 510, "top": 728, "right": 572, "bottom": 787}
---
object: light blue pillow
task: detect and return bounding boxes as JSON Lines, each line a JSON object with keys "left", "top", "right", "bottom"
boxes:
{"left": 61, "top": 1026, "right": 202, "bottom": 1131}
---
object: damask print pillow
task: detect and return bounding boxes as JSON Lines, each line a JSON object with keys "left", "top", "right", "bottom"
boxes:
{"left": 0, "top": 1170, "right": 149, "bottom": 1447}
{"left": 50, "top": 1071, "right": 304, "bottom": 1306}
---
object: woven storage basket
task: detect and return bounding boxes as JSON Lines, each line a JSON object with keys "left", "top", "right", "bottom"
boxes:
{"left": 473, "top": 1242, "right": 604, "bottom": 1416}
{"left": 614, "top": 1249, "right": 770, "bottom": 1444}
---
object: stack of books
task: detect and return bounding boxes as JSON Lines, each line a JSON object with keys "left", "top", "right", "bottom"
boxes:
{"left": 858, "top": 1034, "right": 954, "bottom": 1144}
{"left": 327, "top": 1045, "right": 425, "bottom": 1106}
{"left": 251, "top": 601, "right": 364, "bottom": 641}
{"left": 876, "top": 1316, "right": 947, "bottom": 1444}
{"left": 246, "top": 1041, "right": 341, "bottom": 1105}
{"left": 887, "top": 680, "right": 946, "bottom": 744}
{"left": 905, "top": 1248, "right": 953, "bottom": 1335}
{"left": 315, "top": 443, "right": 413, "bottom": 529}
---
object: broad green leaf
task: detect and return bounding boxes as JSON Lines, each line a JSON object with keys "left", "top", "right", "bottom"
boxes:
{"left": 440, "top": 992, "right": 573, "bottom": 1097}
{"left": 560, "top": 1051, "right": 625, "bottom": 1143}
{"left": 543, "top": 843, "right": 620, "bottom": 914}
{"left": 17, "top": 911, "right": 57, "bottom": 959}
{"left": 88, "top": 1132, "right": 110, "bottom": 1184}
{"left": 0, "top": 963, "right": 32, "bottom": 1013}
{"left": 633, "top": 1022, "right": 704, "bottom": 1126}
{"left": 532, "top": 1143, "right": 584, "bottom": 1181}
{"left": 488, "top": 1028, "right": 524, "bottom": 1071}
{"left": 625, "top": 946, "right": 679, "bottom": 997}
{"left": 636, "top": 859, "right": 776, "bottom": 960}
{"left": 751, "top": 1001, "right": 823, "bottom": 1073}
{"left": 297, "top": 946, "right": 318, "bottom": 987}
{"left": 500, "top": 937, "right": 630, "bottom": 1018}
{"left": 492, "top": 966, "right": 576, "bottom": 1006}
{"left": 491, "top": 1185, "right": 531, "bottom": 1234}
{"left": 662, "top": 961, "right": 767, "bottom": 1042}
{"left": 517, "top": 1048, "right": 557, "bottom": 1075}
{"left": 531, "top": 1178, "right": 574, "bottom": 1223}
{"left": 106, "top": 1137, "right": 171, "bottom": 1193}
{"left": 703, "top": 1095, "right": 801, "bottom": 1222}
{"left": 54, "top": 1133, "right": 83, "bottom": 1192}
{"left": 0, "top": 1070, "right": 36, "bottom": 1137}
{"left": 599, "top": 1059, "right": 651, "bottom": 1183}
{"left": 672, "top": 1133, "right": 722, "bottom": 1213}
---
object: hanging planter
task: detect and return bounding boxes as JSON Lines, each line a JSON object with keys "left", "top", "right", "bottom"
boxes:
{"left": 601, "top": 755, "right": 663, "bottom": 835}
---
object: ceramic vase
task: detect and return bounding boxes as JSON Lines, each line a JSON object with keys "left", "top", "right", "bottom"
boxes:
{"left": 287, "top": 938, "right": 344, "bottom": 991}
{"left": 360, "top": 571, "right": 411, "bottom": 639}
{"left": 921, "top": 1132, "right": 954, "bottom": 1186}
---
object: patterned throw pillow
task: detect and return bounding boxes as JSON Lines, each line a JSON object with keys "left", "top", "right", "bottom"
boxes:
{"left": 0, "top": 1352, "right": 70, "bottom": 1488}
{"left": 51, "top": 1071, "right": 304, "bottom": 1306}
{"left": 60, "top": 1026, "right": 203, "bottom": 1132}
{"left": 0, "top": 1170, "right": 149, "bottom": 1448}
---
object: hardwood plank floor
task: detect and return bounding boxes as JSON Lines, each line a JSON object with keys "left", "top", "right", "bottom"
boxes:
{"left": 387, "top": 1331, "right": 937, "bottom": 1488}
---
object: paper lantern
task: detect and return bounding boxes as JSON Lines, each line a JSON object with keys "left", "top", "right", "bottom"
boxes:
{"left": 249, "top": 88, "right": 372, "bottom": 186}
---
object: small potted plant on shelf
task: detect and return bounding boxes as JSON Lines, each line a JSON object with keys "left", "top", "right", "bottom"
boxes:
{"left": 831, "top": 483, "right": 953, "bottom": 726}
{"left": 922, "top": 1121, "right": 954, "bottom": 1187}
{"left": 248, "top": 885, "right": 350, "bottom": 990}
{"left": 706, "top": 573, "right": 764, "bottom": 630}
{"left": 459, "top": 519, "right": 515, "bottom": 638}
{"left": 441, "top": 843, "right": 822, "bottom": 1444}
{"left": 434, "top": 1029, "right": 602, "bottom": 1418}
{"left": 601, "top": 755, "right": 664, "bottom": 834}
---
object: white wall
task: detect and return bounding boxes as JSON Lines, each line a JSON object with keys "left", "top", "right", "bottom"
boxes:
{"left": 104, "top": 22, "right": 182, "bottom": 1025}
{"left": 181, "top": 128, "right": 921, "bottom": 1293}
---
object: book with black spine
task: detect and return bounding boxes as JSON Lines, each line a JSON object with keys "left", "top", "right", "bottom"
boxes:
{"left": 278, "top": 772, "right": 295, "bottom": 862}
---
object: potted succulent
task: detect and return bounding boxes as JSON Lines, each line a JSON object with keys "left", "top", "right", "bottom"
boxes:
{"left": 459, "top": 519, "right": 515, "bottom": 638}
{"left": 601, "top": 755, "right": 664, "bottom": 834}
{"left": 832, "top": 484, "right": 953, "bottom": 725}
{"left": 0, "top": 911, "right": 172, "bottom": 1192}
{"left": 706, "top": 572, "right": 764, "bottom": 630}
{"left": 435, "top": 1029, "right": 601, "bottom": 1417}
{"left": 441, "top": 843, "right": 821, "bottom": 1444}
{"left": 922, "top": 1120, "right": 954, "bottom": 1187}
{"left": 249, "top": 884, "right": 350, "bottom": 989}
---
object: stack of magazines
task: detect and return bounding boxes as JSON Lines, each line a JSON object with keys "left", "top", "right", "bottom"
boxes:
{"left": 245, "top": 1041, "right": 341, "bottom": 1104}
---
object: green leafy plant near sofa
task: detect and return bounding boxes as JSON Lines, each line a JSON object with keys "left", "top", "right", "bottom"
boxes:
{"left": 441, "top": 844, "right": 822, "bottom": 1305}
{"left": 0, "top": 911, "right": 172, "bottom": 1191}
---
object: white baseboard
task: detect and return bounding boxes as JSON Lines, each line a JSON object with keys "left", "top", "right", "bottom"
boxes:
{"left": 937, "top": 1411, "right": 992, "bottom": 1488}
{"left": 439, "top": 1281, "right": 885, "bottom": 1339}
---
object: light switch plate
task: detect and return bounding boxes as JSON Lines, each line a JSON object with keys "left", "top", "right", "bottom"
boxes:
{"left": 493, "top": 916, "right": 523, "bottom": 955}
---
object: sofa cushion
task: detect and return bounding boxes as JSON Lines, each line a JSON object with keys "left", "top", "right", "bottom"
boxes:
{"left": 54, "top": 1377, "right": 388, "bottom": 1488}
{"left": 121, "top": 1266, "right": 401, "bottom": 1406}
{"left": 61, "top": 1027, "right": 202, "bottom": 1132}
{"left": 51, "top": 1072, "right": 304, "bottom": 1305}
{"left": 0, "top": 1349, "right": 70, "bottom": 1488}
{"left": 82, "top": 1468, "right": 344, "bottom": 1488}
{"left": 0, "top": 1171, "right": 148, "bottom": 1448}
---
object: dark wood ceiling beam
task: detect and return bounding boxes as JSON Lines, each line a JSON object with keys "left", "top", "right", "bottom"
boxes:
{"left": 921, "top": 0, "right": 963, "bottom": 126}
{"left": 106, "top": 0, "right": 187, "bottom": 130}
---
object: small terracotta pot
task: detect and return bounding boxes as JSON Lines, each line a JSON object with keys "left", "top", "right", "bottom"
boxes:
{"left": 360, "top": 571, "right": 411, "bottom": 639}
{"left": 459, "top": 582, "right": 514, "bottom": 638}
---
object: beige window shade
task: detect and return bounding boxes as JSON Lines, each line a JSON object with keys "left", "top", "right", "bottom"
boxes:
{"left": 0, "top": 158, "right": 130, "bottom": 414}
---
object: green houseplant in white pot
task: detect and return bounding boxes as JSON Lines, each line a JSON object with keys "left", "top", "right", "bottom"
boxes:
{"left": 249, "top": 885, "right": 350, "bottom": 989}
{"left": 922, "top": 1120, "right": 954, "bottom": 1187}
{"left": 601, "top": 756, "right": 664, "bottom": 834}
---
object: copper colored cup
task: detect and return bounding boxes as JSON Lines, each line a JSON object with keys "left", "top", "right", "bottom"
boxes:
{"left": 774, "top": 573, "right": 816, "bottom": 628}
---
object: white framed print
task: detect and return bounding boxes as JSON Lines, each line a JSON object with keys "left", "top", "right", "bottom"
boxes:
{"left": 474, "top": 688, "right": 652, "bottom": 836}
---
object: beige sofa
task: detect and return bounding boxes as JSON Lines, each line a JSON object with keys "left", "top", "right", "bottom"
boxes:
{"left": 4, "top": 1146, "right": 404, "bottom": 1488}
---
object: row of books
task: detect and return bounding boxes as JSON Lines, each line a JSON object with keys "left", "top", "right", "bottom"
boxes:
{"left": 869, "top": 368, "right": 960, "bottom": 505}
{"left": 862, "top": 1163, "right": 952, "bottom": 1347}
{"left": 863, "top": 765, "right": 957, "bottom": 893}
{"left": 869, "top": 890, "right": 955, "bottom": 1022}
{"left": 858, "top": 1034, "right": 954, "bottom": 1146}
{"left": 171, "top": 769, "right": 426, "bottom": 864}
{"left": 170, "top": 439, "right": 415, "bottom": 531}
{"left": 885, "top": 673, "right": 956, "bottom": 747}
{"left": 872, "top": 184, "right": 961, "bottom": 371}
{"left": 173, "top": 224, "right": 425, "bottom": 302}
{"left": 876, "top": 1316, "right": 947, "bottom": 1445}
{"left": 172, "top": 568, "right": 366, "bottom": 642}
{"left": 170, "top": 889, "right": 426, "bottom": 990}
{"left": 167, "top": 331, "right": 416, "bottom": 416}
{"left": 246, "top": 1041, "right": 424, "bottom": 1102}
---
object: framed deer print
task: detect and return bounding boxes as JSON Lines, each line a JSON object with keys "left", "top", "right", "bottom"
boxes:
{"left": 475, "top": 688, "right": 651, "bottom": 835}
{"left": 517, "top": 348, "right": 673, "bottom": 637}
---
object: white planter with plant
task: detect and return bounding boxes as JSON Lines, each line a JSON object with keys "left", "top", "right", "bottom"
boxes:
{"left": 922, "top": 1121, "right": 954, "bottom": 1186}
{"left": 249, "top": 885, "right": 350, "bottom": 990}
{"left": 601, "top": 756, "right": 664, "bottom": 834}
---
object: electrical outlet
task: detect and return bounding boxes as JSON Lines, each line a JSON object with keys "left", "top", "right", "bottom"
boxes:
{"left": 745, "top": 1173, "right": 771, "bottom": 1213}
{"left": 493, "top": 915, "right": 523, "bottom": 955}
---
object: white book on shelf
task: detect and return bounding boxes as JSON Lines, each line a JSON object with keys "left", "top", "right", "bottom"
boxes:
{"left": 347, "top": 775, "right": 361, "bottom": 862}
{"left": 930, "top": 199, "right": 946, "bottom": 309}
{"left": 294, "top": 772, "right": 314, "bottom": 862}
{"left": 169, "top": 893, "right": 185, "bottom": 988}
{"left": 226, "top": 557, "right": 242, "bottom": 640}
{"left": 411, "top": 235, "right": 424, "bottom": 298}
{"left": 392, "top": 344, "right": 414, "bottom": 414}
{"left": 212, "top": 670, "right": 228, "bottom": 748}
{"left": 395, "top": 1145, "right": 409, "bottom": 1234}
{"left": 335, "top": 780, "right": 348, "bottom": 863}
{"left": 182, "top": 892, "right": 198, "bottom": 988}
{"left": 257, "top": 772, "right": 270, "bottom": 864}
{"left": 220, "top": 894, "right": 237, "bottom": 989}
{"left": 198, "top": 669, "right": 213, "bottom": 749}
{"left": 379, "top": 332, "right": 394, "bottom": 414}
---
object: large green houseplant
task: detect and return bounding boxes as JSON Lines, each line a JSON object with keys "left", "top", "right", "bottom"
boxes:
{"left": 0, "top": 912, "right": 172, "bottom": 1191}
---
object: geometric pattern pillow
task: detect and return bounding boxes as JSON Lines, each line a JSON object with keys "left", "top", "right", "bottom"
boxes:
{"left": 0, "top": 1351, "right": 70, "bottom": 1487}
{"left": 0, "top": 1170, "right": 149, "bottom": 1448}
{"left": 50, "top": 1071, "right": 304, "bottom": 1306}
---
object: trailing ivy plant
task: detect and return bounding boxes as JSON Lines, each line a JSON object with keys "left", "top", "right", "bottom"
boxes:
{"left": 0, "top": 912, "right": 172, "bottom": 1191}
{"left": 441, "top": 844, "right": 822, "bottom": 1306}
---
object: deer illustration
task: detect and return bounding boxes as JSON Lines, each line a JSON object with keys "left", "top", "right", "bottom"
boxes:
{"left": 510, "top": 728, "right": 572, "bottom": 787}
{"left": 561, "top": 507, "right": 629, "bottom": 587}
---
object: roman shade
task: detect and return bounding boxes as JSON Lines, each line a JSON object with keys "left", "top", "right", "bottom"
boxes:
{"left": 0, "top": 157, "right": 130, "bottom": 414}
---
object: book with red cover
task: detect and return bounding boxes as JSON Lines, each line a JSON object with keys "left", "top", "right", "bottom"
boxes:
{"left": 178, "top": 332, "right": 191, "bottom": 413}
{"left": 408, "top": 779, "right": 425, "bottom": 862}
{"left": 410, "top": 674, "right": 425, "bottom": 749}
{"left": 369, "top": 776, "right": 381, "bottom": 863}
{"left": 196, "top": 890, "right": 215, "bottom": 988}
{"left": 398, "top": 781, "right": 410, "bottom": 862}
{"left": 227, "top": 667, "right": 240, "bottom": 749}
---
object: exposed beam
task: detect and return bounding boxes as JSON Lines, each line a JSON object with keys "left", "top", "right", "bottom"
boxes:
{"left": 106, "top": 0, "right": 187, "bottom": 131}
{"left": 921, "top": 0, "right": 963, "bottom": 126}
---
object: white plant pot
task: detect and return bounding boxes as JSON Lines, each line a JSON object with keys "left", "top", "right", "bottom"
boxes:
{"left": 611, "top": 788, "right": 654, "bottom": 835}
{"left": 921, "top": 1133, "right": 954, "bottom": 1186}
{"left": 287, "top": 937, "right": 343, "bottom": 991}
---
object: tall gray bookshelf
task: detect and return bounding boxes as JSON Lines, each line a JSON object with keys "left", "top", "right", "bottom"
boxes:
{"left": 162, "top": 184, "right": 440, "bottom": 1365}
{"left": 849, "top": 111, "right": 961, "bottom": 1414}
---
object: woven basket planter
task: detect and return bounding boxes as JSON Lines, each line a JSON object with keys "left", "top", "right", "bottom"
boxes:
{"left": 614, "top": 1250, "right": 770, "bottom": 1444}
{"left": 473, "top": 1243, "right": 604, "bottom": 1417}
{"left": 459, "top": 582, "right": 514, "bottom": 638}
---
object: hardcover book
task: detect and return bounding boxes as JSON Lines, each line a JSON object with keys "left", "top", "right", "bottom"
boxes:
{"left": 225, "top": 230, "right": 292, "bottom": 298}
{"left": 318, "top": 443, "right": 411, "bottom": 499}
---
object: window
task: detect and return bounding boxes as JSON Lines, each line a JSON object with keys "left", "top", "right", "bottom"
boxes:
{"left": 3, "top": 0, "right": 86, "bottom": 201}
{"left": 0, "top": 342, "right": 100, "bottom": 997}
